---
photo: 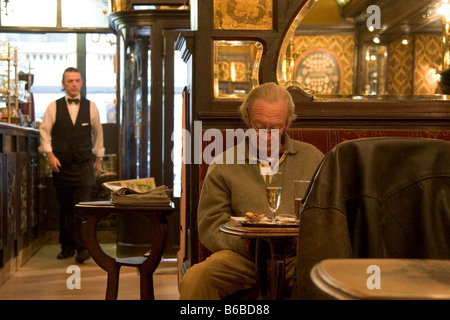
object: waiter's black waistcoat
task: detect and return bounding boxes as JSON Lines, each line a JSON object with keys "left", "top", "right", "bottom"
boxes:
{"left": 52, "top": 97, "right": 93, "bottom": 166}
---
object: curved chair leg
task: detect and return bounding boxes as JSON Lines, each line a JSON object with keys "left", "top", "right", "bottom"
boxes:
{"left": 139, "top": 271, "right": 154, "bottom": 300}
{"left": 139, "top": 214, "right": 168, "bottom": 300}
{"left": 105, "top": 265, "right": 121, "bottom": 300}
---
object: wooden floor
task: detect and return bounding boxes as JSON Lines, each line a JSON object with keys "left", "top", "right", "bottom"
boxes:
{"left": 0, "top": 244, "right": 180, "bottom": 300}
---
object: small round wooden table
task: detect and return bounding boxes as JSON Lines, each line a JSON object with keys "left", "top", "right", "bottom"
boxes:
{"left": 76, "top": 201, "right": 174, "bottom": 300}
{"left": 220, "top": 220, "right": 299, "bottom": 300}
{"left": 311, "top": 258, "right": 450, "bottom": 300}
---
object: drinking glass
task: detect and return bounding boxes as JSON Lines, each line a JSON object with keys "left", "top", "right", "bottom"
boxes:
{"left": 264, "top": 171, "right": 283, "bottom": 221}
{"left": 294, "top": 180, "right": 310, "bottom": 220}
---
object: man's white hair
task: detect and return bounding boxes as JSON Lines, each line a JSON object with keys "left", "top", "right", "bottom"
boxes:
{"left": 239, "top": 82, "right": 297, "bottom": 124}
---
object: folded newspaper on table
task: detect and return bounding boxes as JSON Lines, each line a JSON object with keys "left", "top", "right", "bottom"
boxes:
{"left": 102, "top": 177, "right": 171, "bottom": 205}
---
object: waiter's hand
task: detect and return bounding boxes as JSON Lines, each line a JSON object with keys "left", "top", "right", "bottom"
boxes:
{"left": 47, "top": 152, "right": 61, "bottom": 173}
{"left": 94, "top": 157, "right": 102, "bottom": 176}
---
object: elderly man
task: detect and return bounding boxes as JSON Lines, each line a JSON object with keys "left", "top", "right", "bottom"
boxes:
{"left": 179, "top": 82, "right": 323, "bottom": 299}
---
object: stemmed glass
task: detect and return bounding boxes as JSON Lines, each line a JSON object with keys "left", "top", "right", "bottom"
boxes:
{"left": 264, "top": 171, "right": 283, "bottom": 221}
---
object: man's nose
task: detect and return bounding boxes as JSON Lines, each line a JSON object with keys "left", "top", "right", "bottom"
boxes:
{"left": 258, "top": 130, "right": 279, "bottom": 141}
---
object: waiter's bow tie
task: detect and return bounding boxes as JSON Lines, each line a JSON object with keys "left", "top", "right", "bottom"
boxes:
{"left": 67, "top": 98, "right": 80, "bottom": 104}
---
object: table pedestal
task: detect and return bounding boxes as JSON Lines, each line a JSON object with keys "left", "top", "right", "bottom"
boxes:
{"left": 221, "top": 220, "right": 298, "bottom": 300}
{"left": 256, "top": 237, "right": 296, "bottom": 299}
{"left": 76, "top": 201, "right": 174, "bottom": 300}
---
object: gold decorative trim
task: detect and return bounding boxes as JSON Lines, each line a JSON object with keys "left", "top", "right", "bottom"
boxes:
{"left": 213, "top": 0, "right": 273, "bottom": 30}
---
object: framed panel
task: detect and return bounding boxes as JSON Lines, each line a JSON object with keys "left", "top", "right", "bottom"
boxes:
{"left": 5, "top": 152, "right": 17, "bottom": 243}
{"left": 213, "top": 0, "right": 273, "bottom": 30}
{"left": 18, "top": 152, "right": 30, "bottom": 234}
{"left": 30, "top": 153, "right": 38, "bottom": 228}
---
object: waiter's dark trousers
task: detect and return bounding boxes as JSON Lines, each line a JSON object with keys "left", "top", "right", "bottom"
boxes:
{"left": 55, "top": 186, "right": 92, "bottom": 251}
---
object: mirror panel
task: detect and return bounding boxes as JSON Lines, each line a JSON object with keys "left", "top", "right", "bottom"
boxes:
{"left": 363, "top": 45, "right": 387, "bottom": 95}
{"left": 278, "top": 0, "right": 448, "bottom": 98}
{"left": 214, "top": 40, "right": 263, "bottom": 98}
{"left": 290, "top": 36, "right": 353, "bottom": 95}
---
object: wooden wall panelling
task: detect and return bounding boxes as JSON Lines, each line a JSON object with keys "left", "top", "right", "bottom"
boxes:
{"left": 5, "top": 152, "right": 17, "bottom": 247}
{"left": 175, "top": 31, "right": 199, "bottom": 267}
{"left": 19, "top": 137, "right": 29, "bottom": 234}
{"left": 3, "top": 149, "right": 18, "bottom": 269}
{"left": 18, "top": 149, "right": 30, "bottom": 251}
{"left": 0, "top": 124, "right": 41, "bottom": 279}
{"left": 29, "top": 136, "right": 39, "bottom": 234}
{"left": 175, "top": 33, "right": 197, "bottom": 273}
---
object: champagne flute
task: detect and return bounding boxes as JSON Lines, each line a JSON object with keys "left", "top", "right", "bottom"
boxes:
{"left": 265, "top": 171, "right": 283, "bottom": 221}
{"left": 294, "top": 180, "right": 310, "bottom": 220}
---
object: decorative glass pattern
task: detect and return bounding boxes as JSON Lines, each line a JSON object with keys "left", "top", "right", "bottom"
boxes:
{"left": 213, "top": 0, "right": 273, "bottom": 30}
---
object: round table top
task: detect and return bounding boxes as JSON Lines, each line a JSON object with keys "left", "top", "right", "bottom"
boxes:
{"left": 311, "top": 258, "right": 450, "bottom": 300}
{"left": 76, "top": 200, "right": 174, "bottom": 213}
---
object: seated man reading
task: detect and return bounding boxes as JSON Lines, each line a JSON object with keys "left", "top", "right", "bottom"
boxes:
{"left": 179, "top": 82, "right": 324, "bottom": 299}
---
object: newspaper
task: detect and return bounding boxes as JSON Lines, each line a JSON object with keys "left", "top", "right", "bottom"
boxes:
{"left": 102, "top": 177, "right": 172, "bottom": 205}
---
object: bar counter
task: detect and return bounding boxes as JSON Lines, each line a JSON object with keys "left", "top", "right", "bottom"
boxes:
{"left": 0, "top": 122, "right": 42, "bottom": 285}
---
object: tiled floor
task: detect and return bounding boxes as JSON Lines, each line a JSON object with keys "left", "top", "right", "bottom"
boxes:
{"left": 0, "top": 244, "right": 180, "bottom": 300}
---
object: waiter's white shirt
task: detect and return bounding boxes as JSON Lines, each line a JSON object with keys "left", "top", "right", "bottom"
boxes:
{"left": 38, "top": 94, "right": 105, "bottom": 159}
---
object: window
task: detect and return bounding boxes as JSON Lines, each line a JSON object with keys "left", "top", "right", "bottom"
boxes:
{"left": 61, "top": 0, "right": 110, "bottom": 28}
{"left": 0, "top": 32, "right": 116, "bottom": 123}
{"left": 0, "top": 0, "right": 57, "bottom": 27}
{"left": 0, "top": 0, "right": 111, "bottom": 29}
{"left": 86, "top": 33, "right": 117, "bottom": 123}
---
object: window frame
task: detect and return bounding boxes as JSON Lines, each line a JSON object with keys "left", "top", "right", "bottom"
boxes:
{"left": 0, "top": 0, "right": 111, "bottom": 33}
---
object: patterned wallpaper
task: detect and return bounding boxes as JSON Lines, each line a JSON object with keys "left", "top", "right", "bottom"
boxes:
{"left": 292, "top": 34, "right": 442, "bottom": 96}
{"left": 292, "top": 34, "right": 355, "bottom": 95}
{"left": 388, "top": 35, "right": 442, "bottom": 95}
{"left": 388, "top": 36, "right": 414, "bottom": 95}
{"left": 413, "top": 35, "right": 442, "bottom": 95}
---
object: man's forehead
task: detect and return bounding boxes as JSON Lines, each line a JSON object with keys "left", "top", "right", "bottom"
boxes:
{"left": 250, "top": 99, "right": 287, "bottom": 117}
{"left": 252, "top": 98, "right": 285, "bottom": 108}
{"left": 64, "top": 72, "right": 81, "bottom": 80}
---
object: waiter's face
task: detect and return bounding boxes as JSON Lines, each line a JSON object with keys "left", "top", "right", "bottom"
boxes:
{"left": 62, "top": 71, "right": 83, "bottom": 98}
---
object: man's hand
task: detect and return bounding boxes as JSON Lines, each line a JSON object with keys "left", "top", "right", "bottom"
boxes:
{"left": 94, "top": 157, "right": 102, "bottom": 176}
{"left": 47, "top": 152, "right": 61, "bottom": 173}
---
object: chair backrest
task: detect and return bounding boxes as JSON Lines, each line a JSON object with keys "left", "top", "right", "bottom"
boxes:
{"left": 293, "top": 137, "right": 450, "bottom": 299}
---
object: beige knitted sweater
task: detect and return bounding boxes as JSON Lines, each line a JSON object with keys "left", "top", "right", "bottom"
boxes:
{"left": 198, "top": 133, "right": 324, "bottom": 259}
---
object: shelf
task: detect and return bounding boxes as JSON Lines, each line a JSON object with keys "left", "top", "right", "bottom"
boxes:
{"left": 0, "top": 42, "right": 32, "bottom": 125}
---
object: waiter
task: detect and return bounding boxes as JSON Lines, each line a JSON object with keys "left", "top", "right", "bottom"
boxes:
{"left": 39, "top": 67, "right": 104, "bottom": 263}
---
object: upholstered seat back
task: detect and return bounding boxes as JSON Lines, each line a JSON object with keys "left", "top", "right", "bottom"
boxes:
{"left": 293, "top": 137, "right": 450, "bottom": 299}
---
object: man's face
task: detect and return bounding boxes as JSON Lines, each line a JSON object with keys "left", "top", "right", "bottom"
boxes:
{"left": 62, "top": 71, "right": 83, "bottom": 98}
{"left": 246, "top": 98, "right": 290, "bottom": 157}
